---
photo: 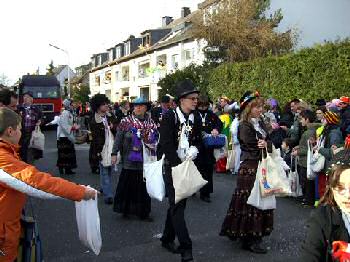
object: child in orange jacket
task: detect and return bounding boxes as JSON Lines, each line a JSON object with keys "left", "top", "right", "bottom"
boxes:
{"left": 0, "top": 107, "right": 96, "bottom": 262}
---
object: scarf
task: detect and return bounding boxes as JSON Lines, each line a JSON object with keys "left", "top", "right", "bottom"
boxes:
{"left": 251, "top": 118, "right": 267, "bottom": 138}
{"left": 176, "top": 107, "right": 194, "bottom": 161}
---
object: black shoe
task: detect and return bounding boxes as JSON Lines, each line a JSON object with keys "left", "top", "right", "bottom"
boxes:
{"left": 140, "top": 216, "right": 154, "bottom": 222}
{"left": 161, "top": 241, "right": 180, "bottom": 254}
{"left": 181, "top": 249, "right": 194, "bottom": 262}
{"left": 104, "top": 198, "right": 113, "bottom": 205}
{"left": 65, "top": 169, "right": 76, "bottom": 175}
{"left": 200, "top": 195, "right": 211, "bottom": 203}
{"left": 242, "top": 242, "right": 267, "bottom": 254}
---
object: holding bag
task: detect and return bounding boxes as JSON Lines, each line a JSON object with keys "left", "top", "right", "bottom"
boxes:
{"left": 143, "top": 155, "right": 165, "bottom": 202}
{"left": 289, "top": 156, "right": 303, "bottom": 197}
{"left": 307, "top": 140, "right": 317, "bottom": 180}
{"left": 226, "top": 143, "right": 236, "bottom": 171}
{"left": 75, "top": 189, "right": 102, "bottom": 255}
{"left": 171, "top": 159, "right": 208, "bottom": 204}
{"left": 247, "top": 163, "right": 276, "bottom": 210}
{"left": 310, "top": 137, "right": 326, "bottom": 173}
{"left": 29, "top": 126, "right": 45, "bottom": 151}
{"left": 259, "top": 147, "right": 291, "bottom": 197}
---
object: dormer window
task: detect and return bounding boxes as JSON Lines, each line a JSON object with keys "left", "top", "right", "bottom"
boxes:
{"left": 124, "top": 42, "right": 131, "bottom": 56}
{"left": 142, "top": 34, "right": 151, "bottom": 47}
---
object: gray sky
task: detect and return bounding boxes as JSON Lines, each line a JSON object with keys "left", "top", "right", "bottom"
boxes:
{"left": 1, "top": 0, "right": 349, "bottom": 84}
{"left": 0, "top": 0, "right": 202, "bottom": 84}
{"left": 270, "top": 0, "right": 350, "bottom": 48}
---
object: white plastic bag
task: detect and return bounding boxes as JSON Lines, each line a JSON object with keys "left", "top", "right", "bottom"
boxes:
{"left": 172, "top": 159, "right": 207, "bottom": 204}
{"left": 226, "top": 144, "right": 236, "bottom": 171}
{"left": 259, "top": 147, "right": 291, "bottom": 197}
{"left": 247, "top": 168, "right": 276, "bottom": 210}
{"left": 143, "top": 155, "right": 165, "bottom": 202}
{"left": 307, "top": 140, "right": 317, "bottom": 180}
{"left": 289, "top": 157, "right": 303, "bottom": 198}
{"left": 75, "top": 189, "right": 102, "bottom": 255}
{"left": 29, "top": 126, "right": 45, "bottom": 151}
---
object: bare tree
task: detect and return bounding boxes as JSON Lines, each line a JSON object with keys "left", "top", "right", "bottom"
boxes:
{"left": 192, "top": 0, "right": 298, "bottom": 63}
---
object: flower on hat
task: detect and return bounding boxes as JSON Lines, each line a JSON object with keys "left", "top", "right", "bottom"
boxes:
{"left": 240, "top": 91, "right": 260, "bottom": 110}
{"left": 340, "top": 96, "right": 350, "bottom": 104}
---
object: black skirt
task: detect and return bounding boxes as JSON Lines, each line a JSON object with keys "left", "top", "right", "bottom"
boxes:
{"left": 113, "top": 168, "right": 151, "bottom": 218}
{"left": 57, "top": 137, "right": 77, "bottom": 169}
{"left": 220, "top": 160, "right": 274, "bottom": 240}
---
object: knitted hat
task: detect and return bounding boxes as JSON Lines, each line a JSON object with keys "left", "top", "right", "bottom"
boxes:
{"left": 239, "top": 91, "right": 260, "bottom": 111}
{"left": 324, "top": 111, "right": 340, "bottom": 125}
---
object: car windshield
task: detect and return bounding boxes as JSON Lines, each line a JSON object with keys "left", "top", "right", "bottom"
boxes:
{"left": 22, "top": 86, "right": 60, "bottom": 99}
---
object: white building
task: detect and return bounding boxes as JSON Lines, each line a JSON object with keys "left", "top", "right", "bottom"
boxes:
{"left": 89, "top": 7, "right": 206, "bottom": 102}
{"left": 53, "top": 65, "right": 75, "bottom": 93}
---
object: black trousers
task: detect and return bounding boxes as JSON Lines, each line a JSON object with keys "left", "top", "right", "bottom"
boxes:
{"left": 19, "top": 131, "right": 34, "bottom": 164}
{"left": 161, "top": 163, "right": 192, "bottom": 250}
{"left": 297, "top": 165, "right": 315, "bottom": 205}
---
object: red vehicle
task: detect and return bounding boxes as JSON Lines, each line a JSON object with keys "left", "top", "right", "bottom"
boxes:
{"left": 18, "top": 75, "right": 62, "bottom": 124}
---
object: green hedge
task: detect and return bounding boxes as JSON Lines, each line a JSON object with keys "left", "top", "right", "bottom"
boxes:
{"left": 207, "top": 40, "right": 350, "bottom": 105}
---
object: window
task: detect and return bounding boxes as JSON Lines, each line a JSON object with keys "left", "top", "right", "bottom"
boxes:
{"left": 171, "top": 54, "right": 179, "bottom": 69}
{"left": 185, "top": 49, "right": 194, "bottom": 60}
{"left": 115, "top": 71, "right": 120, "bottom": 81}
{"left": 95, "top": 75, "right": 100, "bottom": 86}
{"left": 116, "top": 48, "right": 121, "bottom": 59}
{"left": 124, "top": 42, "right": 130, "bottom": 55}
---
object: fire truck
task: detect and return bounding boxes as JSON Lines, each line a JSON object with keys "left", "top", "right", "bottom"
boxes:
{"left": 18, "top": 75, "right": 62, "bottom": 124}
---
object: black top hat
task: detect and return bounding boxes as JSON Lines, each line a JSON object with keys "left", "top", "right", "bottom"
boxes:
{"left": 315, "top": 99, "right": 326, "bottom": 107}
{"left": 175, "top": 79, "right": 199, "bottom": 100}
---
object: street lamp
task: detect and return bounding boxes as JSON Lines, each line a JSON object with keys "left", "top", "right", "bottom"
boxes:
{"left": 49, "top": 43, "right": 71, "bottom": 97}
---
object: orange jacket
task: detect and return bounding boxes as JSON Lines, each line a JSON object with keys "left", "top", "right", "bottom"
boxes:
{"left": 0, "top": 139, "right": 85, "bottom": 262}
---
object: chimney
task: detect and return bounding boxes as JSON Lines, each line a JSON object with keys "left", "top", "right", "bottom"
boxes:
{"left": 181, "top": 7, "right": 191, "bottom": 18}
{"left": 162, "top": 16, "right": 173, "bottom": 27}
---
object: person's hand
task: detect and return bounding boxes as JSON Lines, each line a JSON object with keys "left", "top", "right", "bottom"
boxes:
{"left": 111, "top": 155, "right": 118, "bottom": 165}
{"left": 211, "top": 129, "right": 219, "bottom": 137}
{"left": 257, "top": 139, "right": 267, "bottom": 149}
{"left": 83, "top": 187, "right": 97, "bottom": 200}
{"left": 36, "top": 120, "right": 41, "bottom": 126}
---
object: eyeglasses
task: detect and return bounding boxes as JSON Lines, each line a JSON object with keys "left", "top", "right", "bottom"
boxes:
{"left": 185, "top": 96, "right": 198, "bottom": 101}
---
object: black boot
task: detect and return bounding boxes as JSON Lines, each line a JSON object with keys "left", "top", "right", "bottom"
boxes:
{"left": 161, "top": 241, "right": 180, "bottom": 254}
{"left": 181, "top": 249, "right": 193, "bottom": 262}
{"left": 65, "top": 169, "right": 76, "bottom": 175}
{"left": 242, "top": 238, "right": 267, "bottom": 254}
{"left": 200, "top": 194, "right": 211, "bottom": 203}
{"left": 59, "top": 167, "right": 64, "bottom": 175}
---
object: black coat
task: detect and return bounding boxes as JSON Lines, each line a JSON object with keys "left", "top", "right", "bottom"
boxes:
{"left": 340, "top": 106, "right": 350, "bottom": 139}
{"left": 158, "top": 108, "right": 202, "bottom": 167}
{"left": 89, "top": 112, "right": 117, "bottom": 168}
{"left": 302, "top": 205, "right": 350, "bottom": 262}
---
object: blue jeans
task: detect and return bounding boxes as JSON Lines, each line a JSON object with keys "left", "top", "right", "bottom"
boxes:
{"left": 99, "top": 163, "right": 113, "bottom": 200}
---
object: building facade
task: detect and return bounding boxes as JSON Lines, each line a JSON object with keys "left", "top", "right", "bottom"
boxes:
{"left": 89, "top": 7, "right": 206, "bottom": 102}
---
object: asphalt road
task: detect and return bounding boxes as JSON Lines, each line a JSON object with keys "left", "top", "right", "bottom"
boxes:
{"left": 30, "top": 130, "right": 311, "bottom": 262}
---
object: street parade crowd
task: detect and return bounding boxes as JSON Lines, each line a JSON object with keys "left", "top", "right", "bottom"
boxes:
{"left": 0, "top": 82, "right": 350, "bottom": 262}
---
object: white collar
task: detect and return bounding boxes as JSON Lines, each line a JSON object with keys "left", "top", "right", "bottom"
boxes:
{"left": 176, "top": 107, "right": 194, "bottom": 124}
